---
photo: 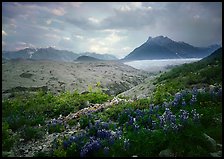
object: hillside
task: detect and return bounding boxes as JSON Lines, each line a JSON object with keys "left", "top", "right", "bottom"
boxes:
{"left": 2, "top": 48, "right": 222, "bottom": 157}
{"left": 123, "top": 36, "right": 220, "bottom": 60}
{"left": 76, "top": 56, "right": 102, "bottom": 61}
{"left": 2, "top": 60, "right": 149, "bottom": 99}
{"left": 120, "top": 48, "right": 222, "bottom": 100}
{"left": 155, "top": 47, "right": 222, "bottom": 90}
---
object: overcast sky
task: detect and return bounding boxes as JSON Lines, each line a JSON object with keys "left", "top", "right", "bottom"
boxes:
{"left": 2, "top": 2, "right": 222, "bottom": 58}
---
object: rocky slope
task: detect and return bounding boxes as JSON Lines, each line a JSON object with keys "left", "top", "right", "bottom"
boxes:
{"left": 2, "top": 60, "right": 149, "bottom": 99}
{"left": 123, "top": 36, "right": 220, "bottom": 60}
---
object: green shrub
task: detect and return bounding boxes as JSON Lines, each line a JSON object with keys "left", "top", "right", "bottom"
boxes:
{"left": 2, "top": 122, "right": 16, "bottom": 151}
{"left": 21, "top": 126, "right": 44, "bottom": 141}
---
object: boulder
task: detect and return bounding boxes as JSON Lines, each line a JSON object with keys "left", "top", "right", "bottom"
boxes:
{"left": 159, "top": 149, "right": 174, "bottom": 157}
{"left": 203, "top": 133, "right": 217, "bottom": 152}
{"left": 210, "top": 151, "right": 222, "bottom": 157}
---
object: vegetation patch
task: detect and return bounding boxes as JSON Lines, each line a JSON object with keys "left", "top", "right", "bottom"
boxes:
{"left": 20, "top": 72, "right": 33, "bottom": 78}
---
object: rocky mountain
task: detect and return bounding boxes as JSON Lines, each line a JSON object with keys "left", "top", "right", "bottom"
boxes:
{"left": 76, "top": 55, "right": 102, "bottom": 61}
{"left": 2, "top": 47, "right": 118, "bottom": 62}
{"left": 123, "top": 36, "right": 220, "bottom": 60}
{"left": 80, "top": 52, "right": 118, "bottom": 60}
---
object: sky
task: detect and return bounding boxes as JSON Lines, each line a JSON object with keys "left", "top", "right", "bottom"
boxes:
{"left": 2, "top": 2, "right": 222, "bottom": 59}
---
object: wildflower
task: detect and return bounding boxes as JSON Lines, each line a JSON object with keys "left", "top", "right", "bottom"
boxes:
{"left": 182, "top": 99, "right": 186, "bottom": 107}
{"left": 103, "top": 147, "right": 110, "bottom": 156}
{"left": 170, "top": 115, "right": 176, "bottom": 124}
{"left": 124, "top": 138, "right": 130, "bottom": 150}
{"left": 159, "top": 116, "right": 165, "bottom": 127}
{"left": 152, "top": 121, "right": 156, "bottom": 129}
{"left": 63, "top": 141, "right": 69, "bottom": 149}
{"left": 179, "top": 109, "right": 189, "bottom": 123}
{"left": 191, "top": 109, "right": 200, "bottom": 122}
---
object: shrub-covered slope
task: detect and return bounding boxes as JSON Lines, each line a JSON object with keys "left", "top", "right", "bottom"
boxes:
{"left": 2, "top": 48, "right": 222, "bottom": 157}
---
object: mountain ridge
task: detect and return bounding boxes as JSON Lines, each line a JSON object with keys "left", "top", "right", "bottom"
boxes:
{"left": 123, "top": 36, "right": 220, "bottom": 61}
{"left": 2, "top": 47, "right": 118, "bottom": 62}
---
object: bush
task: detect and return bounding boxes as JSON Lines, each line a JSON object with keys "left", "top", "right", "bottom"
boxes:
{"left": 21, "top": 126, "right": 44, "bottom": 141}
{"left": 2, "top": 122, "right": 16, "bottom": 151}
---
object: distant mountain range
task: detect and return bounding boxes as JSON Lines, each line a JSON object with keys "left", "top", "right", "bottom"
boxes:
{"left": 123, "top": 36, "right": 220, "bottom": 60}
{"left": 2, "top": 47, "right": 118, "bottom": 62}
{"left": 76, "top": 55, "right": 102, "bottom": 61}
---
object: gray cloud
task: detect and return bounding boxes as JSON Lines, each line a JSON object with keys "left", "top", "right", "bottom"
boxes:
{"left": 2, "top": 2, "right": 222, "bottom": 58}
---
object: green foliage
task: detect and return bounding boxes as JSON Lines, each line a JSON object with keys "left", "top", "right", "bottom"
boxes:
{"left": 79, "top": 114, "right": 94, "bottom": 129}
{"left": 66, "top": 143, "right": 79, "bottom": 157}
{"left": 2, "top": 122, "right": 16, "bottom": 151}
{"left": 48, "top": 124, "right": 65, "bottom": 134}
{"left": 96, "top": 81, "right": 101, "bottom": 87}
{"left": 88, "top": 85, "right": 93, "bottom": 92}
{"left": 53, "top": 148, "right": 67, "bottom": 157}
{"left": 21, "top": 126, "right": 45, "bottom": 141}
{"left": 2, "top": 50, "right": 222, "bottom": 156}
{"left": 2, "top": 90, "right": 111, "bottom": 153}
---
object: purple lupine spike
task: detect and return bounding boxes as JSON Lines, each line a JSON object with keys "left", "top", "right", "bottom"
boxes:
{"left": 104, "top": 147, "right": 110, "bottom": 156}
{"left": 182, "top": 100, "right": 186, "bottom": 107}
{"left": 123, "top": 138, "right": 130, "bottom": 150}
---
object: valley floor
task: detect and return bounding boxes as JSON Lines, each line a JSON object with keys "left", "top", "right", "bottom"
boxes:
{"left": 2, "top": 57, "right": 222, "bottom": 157}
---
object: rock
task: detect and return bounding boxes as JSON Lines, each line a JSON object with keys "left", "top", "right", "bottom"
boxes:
{"left": 209, "top": 85, "right": 215, "bottom": 91}
{"left": 137, "top": 94, "right": 146, "bottom": 99}
{"left": 38, "top": 146, "right": 42, "bottom": 150}
{"left": 203, "top": 133, "right": 217, "bottom": 152}
{"left": 2, "top": 151, "right": 15, "bottom": 157}
{"left": 159, "top": 149, "right": 173, "bottom": 157}
{"left": 216, "top": 144, "right": 222, "bottom": 150}
{"left": 19, "top": 138, "right": 25, "bottom": 142}
{"left": 198, "top": 88, "right": 205, "bottom": 93}
{"left": 19, "top": 148, "right": 25, "bottom": 154}
{"left": 210, "top": 151, "right": 222, "bottom": 157}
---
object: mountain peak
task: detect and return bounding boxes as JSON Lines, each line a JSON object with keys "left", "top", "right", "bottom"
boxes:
{"left": 124, "top": 36, "right": 219, "bottom": 60}
{"left": 147, "top": 36, "right": 152, "bottom": 41}
{"left": 147, "top": 35, "right": 173, "bottom": 45}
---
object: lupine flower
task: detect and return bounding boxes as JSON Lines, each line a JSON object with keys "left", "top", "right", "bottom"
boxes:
{"left": 163, "top": 124, "right": 168, "bottom": 134}
{"left": 170, "top": 115, "right": 176, "bottom": 124}
{"left": 192, "top": 87, "right": 198, "bottom": 95}
{"left": 164, "top": 108, "right": 172, "bottom": 122}
{"left": 159, "top": 116, "right": 165, "bottom": 127}
{"left": 128, "top": 116, "right": 134, "bottom": 125}
{"left": 149, "top": 104, "right": 154, "bottom": 114}
{"left": 174, "top": 92, "right": 183, "bottom": 102}
{"left": 134, "top": 123, "right": 140, "bottom": 131}
{"left": 179, "top": 109, "right": 189, "bottom": 123}
{"left": 152, "top": 121, "right": 156, "bottom": 129}
{"left": 63, "top": 141, "right": 69, "bottom": 149}
{"left": 80, "top": 148, "right": 88, "bottom": 157}
{"left": 97, "top": 129, "right": 111, "bottom": 139}
{"left": 182, "top": 99, "right": 186, "bottom": 107}
{"left": 217, "top": 87, "right": 222, "bottom": 97}
{"left": 80, "top": 138, "right": 101, "bottom": 157}
{"left": 123, "top": 138, "right": 130, "bottom": 150}
{"left": 191, "top": 109, "right": 200, "bottom": 122}
{"left": 170, "top": 123, "right": 178, "bottom": 132}
{"left": 69, "top": 136, "right": 77, "bottom": 142}
{"left": 102, "top": 122, "right": 109, "bottom": 129}
{"left": 135, "top": 109, "right": 143, "bottom": 116}
{"left": 154, "top": 105, "right": 159, "bottom": 112}
{"left": 172, "top": 100, "right": 178, "bottom": 107}
{"left": 190, "top": 94, "right": 197, "bottom": 105}
{"left": 108, "top": 136, "right": 115, "bottom": 145}
{"left": 103, "top": 147, "right": 110, "bottom": 156}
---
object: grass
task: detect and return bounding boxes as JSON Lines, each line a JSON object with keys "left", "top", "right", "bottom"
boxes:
{"left": 2, "top": 48, "right": 222, "bottom": 157}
